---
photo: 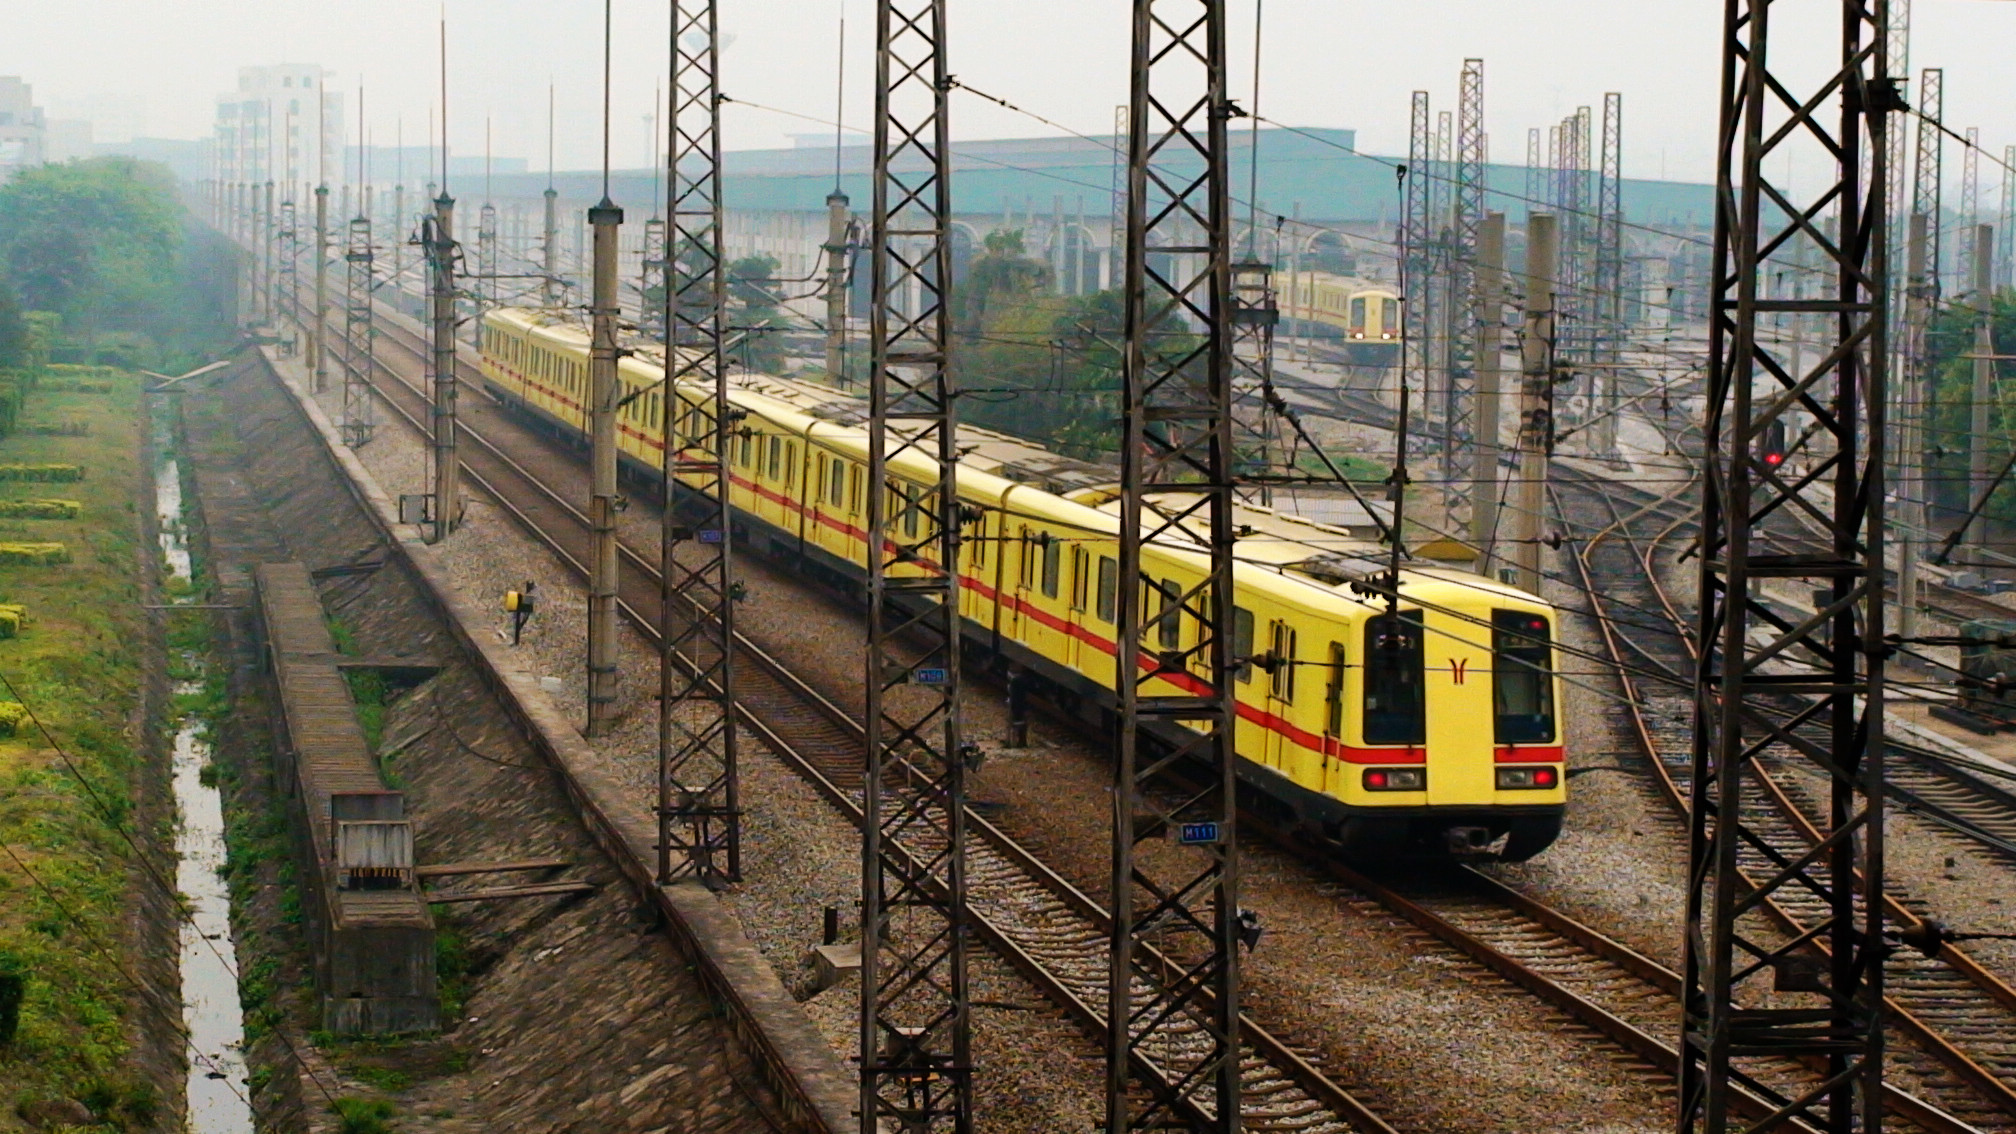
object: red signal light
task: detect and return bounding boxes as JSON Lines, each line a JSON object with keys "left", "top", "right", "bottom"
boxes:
{"left": 1763, "top": 451, "right": 1785, "bottom": 467}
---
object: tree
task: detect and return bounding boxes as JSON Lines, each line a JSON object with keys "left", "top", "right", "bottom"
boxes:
{"left": 1926, "top": 290, "right": 2016, "bottom": 524}
{"left": 727, "top": 254, "right": 789, "bottom": 374}
{"left": 0, "top": 282, "right": 25, "bottom": 371}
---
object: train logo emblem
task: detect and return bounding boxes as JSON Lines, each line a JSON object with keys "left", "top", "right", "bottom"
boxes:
{"left": 1449, "top": 658, "right": 1467, "bottom": 685}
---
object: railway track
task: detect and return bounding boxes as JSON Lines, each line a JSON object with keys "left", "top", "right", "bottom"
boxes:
{"left": 1559, "top": 466, "right": 2016, "bottom": 1132}
{"left": 286, "top": 300, "right": 1395, "bottom": 1134}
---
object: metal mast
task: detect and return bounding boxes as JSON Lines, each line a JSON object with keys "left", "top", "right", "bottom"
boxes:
{"left": 341, "top": 207, "right": 377, "bottom": 448}
{"left": 1443, "top": 59, "right": 1485, "bottom": 509}
{"left": 1959, "top": 128, "right": 1980, "bottom": 294}
{"left": 862, "top": 0, "right": 972, "bottom": 1126}
{"left": 426, "top": 191, "right": 460, "bottom": 543}
{"left": 641, "top": 214, "right": 668, "bottom": 338}
{"left": 1403, "top": 92, "right": 1433, "bottom": 421}
{"left": 1525, "top": 128, "right": 1544, "bottom": 212}
{"left": 1593, "top": 93, "right": 1625, "bottom": 460}
{"left": 1911, "top": 67, "right": 1943, "bottom": 300}
{"left": 313, "top": 184, "right": 330, "bottom": 393}
{"left": 2001, "top": 145, "right": 2015, "bottom": 292}
{"left": 1107, "top": 0, "right": 1242, "bottom": 1128}
{"left": 1678, "top": 0, "right": 1891, "bottom": 1129}
{"left": 657, "top": 0, "right": 740, "bottom": 887}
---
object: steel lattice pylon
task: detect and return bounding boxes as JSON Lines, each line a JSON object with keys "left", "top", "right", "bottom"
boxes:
{"left": 641, "top": 215, "right": 668, "bottom": 338}
{"left": 277, "top": 195, "right": 299, "bottom": 349}
{"left": 424, "top": 193, "right": 460, "bottom": 543}
{"left": 1442, "top": 59, "right": 1485, "bottom": 504}
{"left": 1403, "top": 91, "right": 1433, "bottom": 440}
{"left": 477, "top": 201, "right": 500, "bottom": 314}
{"left": 657, "top": 0, "right": 741, "bottom": 888}
{"left": 341, "top": 211, "right": 376, "bottom": 448}
{"left": 2001, "top": 145, "right": 2015, "bottom": 291}
{"left": 1592, "top": 93, "right": 1625, "bottom": 459}
{"left": 1107, "top": 0, "right": 1242, "bottom": 1129}
{"left": 1678, "top": 1, "right": 1892, "bottom": 1129}
{"left": 1957, "top": 127, "right": 1980, "bottom": 295}
{"left": 1911, "top": 67, "right": 1942, "bottom": 299}
{"left": 862, "top": 0, "right": 973, "bottom": 1128}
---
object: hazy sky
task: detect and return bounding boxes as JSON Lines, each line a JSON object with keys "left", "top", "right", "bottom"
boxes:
{"left": 5, "top": 0, "right": 2012, "bottom": 186}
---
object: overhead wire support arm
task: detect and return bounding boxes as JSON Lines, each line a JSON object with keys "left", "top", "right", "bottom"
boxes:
{"left": 1679, "top": 1, "right": 1895, "bottom": 1131}
{"left": 657, "top": 0, "right": 741, "bottom": 887}
{"left": 1107, "top": 0, "right": 1244, "bottom": 1129}
{"left": 862, "top": 0, "right": 974, "bottom": 1128}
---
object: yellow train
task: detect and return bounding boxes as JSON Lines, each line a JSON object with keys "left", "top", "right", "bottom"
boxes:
{"left": 478, "top": 306, "right": 1565, "bottom": 860}
{"left": 1286, "top": 273, "right": 1403, "bottom": 366}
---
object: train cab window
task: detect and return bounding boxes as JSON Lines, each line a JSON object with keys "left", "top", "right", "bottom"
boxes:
{"left": 1040, "top": 536, "right": 1062, "bottom": 599}
{"left": 1349, "top": 296, "right": 1368, "bottom": 335}
{"left": 1269, "top": 621, "right": 1298, "bottom": 702}
{"left": 1363, "top": 611, "right": 1426, "bottom": 745}
{"left": 1324, "top": 642, "right": 1347, "bottom": 737}
{"left": 1381, "top": 300, "right": 1401, "bottom": 337}
{"left": 1096, "top": 556, "right": 1117, "bottom": 622}
{"left": 1069, "top": 547, "right": 1089, "bottom": 611}
{"left": 1233, "top": 606, "right": 1255, "bottom": 682}
{"left": 1493, "top": 611, "right": 1556, "bottom": 744}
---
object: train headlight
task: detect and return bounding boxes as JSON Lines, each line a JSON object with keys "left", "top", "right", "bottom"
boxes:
{"left": 1496, "top": 766, "right": 1560, "bottom": 790}
{"left": 1363, "top": 767, "right": 1425, "bottom": 791}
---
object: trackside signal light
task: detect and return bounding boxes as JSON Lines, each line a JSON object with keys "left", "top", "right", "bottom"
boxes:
{"left": 1497, "top": 766, "right": 1560, "bottom": 790}
{"left": 1364, "top": 767, "right": 1424, "bottom": 791}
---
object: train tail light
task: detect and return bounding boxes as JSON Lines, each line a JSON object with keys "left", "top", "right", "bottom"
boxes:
{"left": 1496, "top": 766, "right": 1560, "bottom": 790}
{"left": 1363, "top": 767, "right": 1425, "bottom": 791}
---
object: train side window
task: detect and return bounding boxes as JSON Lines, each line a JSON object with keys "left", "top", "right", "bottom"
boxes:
{"left": 1017, "top": 528, "right": 1036, "bottom": 588}
{"left": 848, "top": 466, "right": 863, "bottom": 514}
{"left": 1363, "top": 612, "right": 1426, "bottom": 745}
{"left": 907, "top": 491, "right": 924, "bottom": 537}
{"left": 1233, "top": 606, "right": 1255, "bottom": 682}
{"left": 971, "top": 511, "right": 988, "bottom": 569}
{"left": 1155, "top": 578, "right": 1180, "bottom": 650}
{"left": 1069, "top": 547, "right": 1088, "bottom": 611}
{"left": 1040, "top": 535, "right": 1061, "bottom": 599}
{"left": 1097, "top": 556, "right": 1117, "bottom": 622}
{"left": 828, "top": 457, "right": 846, "bottom": 505}
{"left": 1324, "top": 641, "right": 1346, "bottom": 737}
{"left": 1269, "top": 620, "right": 1298, "bottom": 702}
{"left": 766, "top": 436, "right": 781, "bottom": 480}
{"left": 1493, "top": 611, "right": 1556, "bottom": 744}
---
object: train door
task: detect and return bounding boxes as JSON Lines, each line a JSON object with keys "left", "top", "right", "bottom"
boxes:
{"left": 1005, "top": 526, "right": 1030, "bottom": 643}
{"left": 1322, "top": 639, "right": 1347, "bottom": 795}
{"left": 1064, "top": 545, "right": 1089, "bottom": 672}
{"left": 1263, "top": 618, "right": 1298, "bottom": 770}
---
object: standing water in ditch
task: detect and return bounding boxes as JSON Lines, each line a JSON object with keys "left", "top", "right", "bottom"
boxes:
{"left": 154, "top": 405, "right": 254, "bottom": 1133}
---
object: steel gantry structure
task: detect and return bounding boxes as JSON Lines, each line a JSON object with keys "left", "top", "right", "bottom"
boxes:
{"left": 1442, "top": 59, "right": 1486, "bottom": 508}
{"left": 1107, "top": 0, "right": 1244, "bottom": 1129}
{"left": 340, "top": 207, "right": 378, "bottom": 448}
{"left": 656, "top": 0, "right": 742, "bottom": 888}
{"left": 1592, "top": 93, "right": 1625, "bottom": 460}
{"left": 861, "top": 0, "right": 973, "bottom": 1127}
{"left": 1680, "top": 1, "right": 1893, "bottom": 1132}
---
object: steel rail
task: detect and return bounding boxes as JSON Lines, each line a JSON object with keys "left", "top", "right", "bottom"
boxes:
{"left": 1562, "top": 470, "right": 2016, "bottom": 1129}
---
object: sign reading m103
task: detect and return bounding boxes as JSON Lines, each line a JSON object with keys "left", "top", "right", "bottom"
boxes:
{"left": 1178, "top": 821, "right": 1223, "bottom": 846}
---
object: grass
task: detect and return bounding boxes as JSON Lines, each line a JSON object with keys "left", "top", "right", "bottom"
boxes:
{"left": 0, "top": 371, "right": 158, "bottom": 1120}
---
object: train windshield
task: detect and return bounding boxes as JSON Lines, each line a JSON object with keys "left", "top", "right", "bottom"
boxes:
{"left": 1363, "top": 611, "right": 1425, "bottom": 745}
{"left": 1493, "top": 611, "right": 1555, "bottom": 743}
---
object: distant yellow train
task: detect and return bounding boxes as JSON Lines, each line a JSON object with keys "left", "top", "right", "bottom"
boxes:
{"left": 1286, "top": 273, "right": 1403, "bottom": 364}
{"left": 477, "top": 306, "right": 1566, "bottom": 859}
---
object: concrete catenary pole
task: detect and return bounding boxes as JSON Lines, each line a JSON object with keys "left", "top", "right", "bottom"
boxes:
{"left": 430, "top": 192, "right": 460, "bottom": 543}
{"left": 262, "top": 180, "right": 277, "bottom": 325}
{"left": 823, "top": 190, "right": 850, "bottom": 384}
{"left": 1900, "top": 212, "right": 1928, "bottom": 640}
{"left": 312, "top": 184, "right": 330, "bottom": 393}
{"left": 1512, "top": 213, "right": 1557, "bottom": 595}
{"left": 585, "top": 196, "right": 624, "bottom": 738}
{"left": 1471, "top": 211, "right": 1507, "bottom": 573}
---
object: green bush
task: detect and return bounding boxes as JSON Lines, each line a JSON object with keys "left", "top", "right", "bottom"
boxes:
{"left": 0, "top": 701, "right": 29, "bottom": 737}
{"left": 0, "top": 542, "right": 68, "bottom": 566}
{"left": 0, "top": 499, "right": 81, "bottom": 520}
{"left": 0, "top": 603, "right": 27, "bottom": 639}
{"left": 0, "top": 949, "right": 25, "bottom": 1046}
{"left": 333, "top": 1097, "right": 396, "bottom": 1134}
{"left": 0, "top": 464, "right": 83, "bottom": 483}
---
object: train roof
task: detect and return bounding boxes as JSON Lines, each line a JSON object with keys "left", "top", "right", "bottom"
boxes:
{"left": 482, "top": 306, "right": 1549, "bottom": 615}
